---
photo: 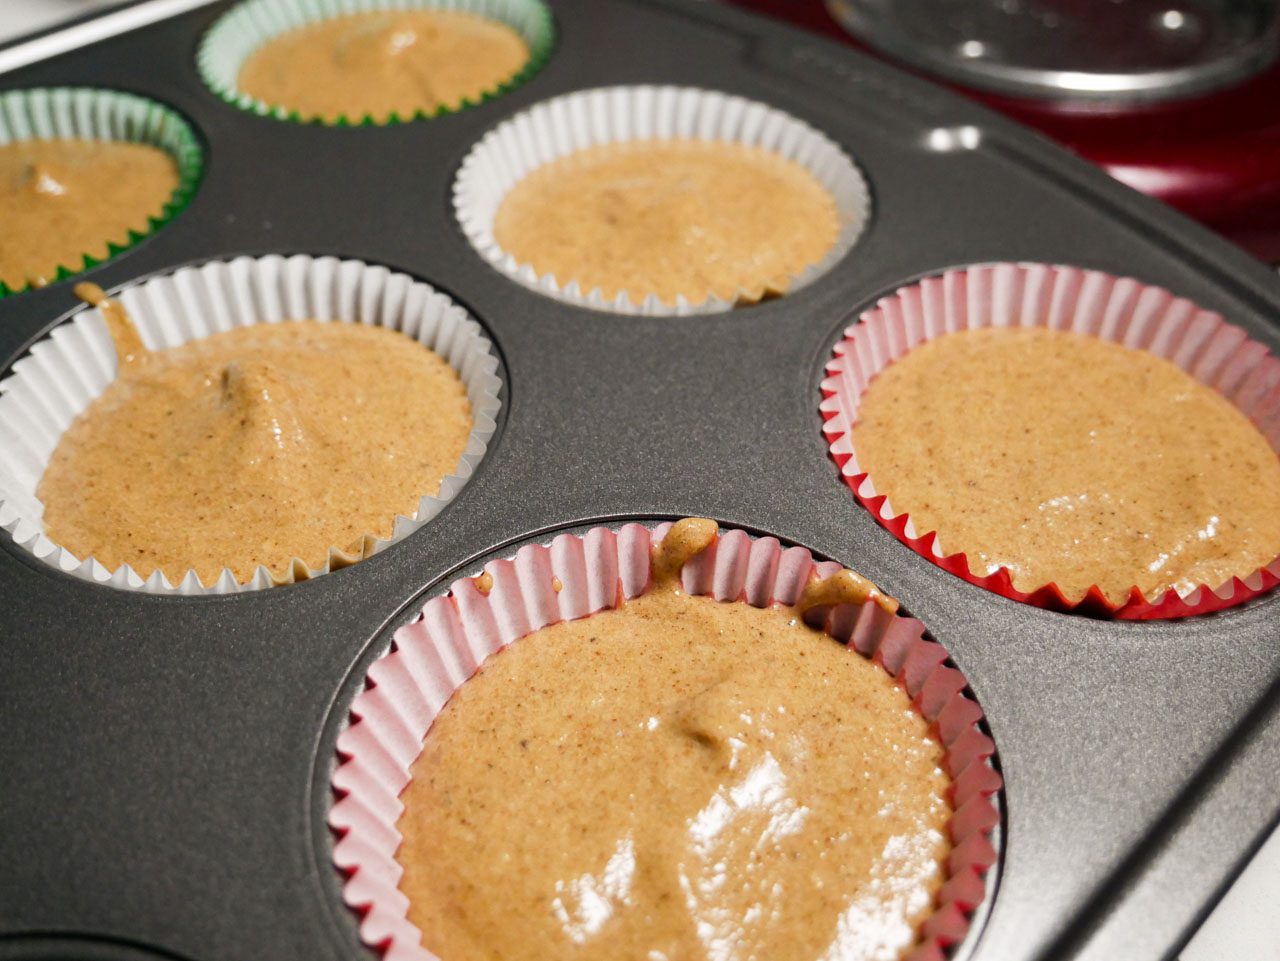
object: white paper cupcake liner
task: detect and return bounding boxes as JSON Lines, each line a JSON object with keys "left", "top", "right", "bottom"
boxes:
{"left": 0, "top": 254, "right": 503, "bottom": 595}
{"left": 820, "top": 262, "right": 1280, "bottom": 618}
{"left": 0, "top": 87, "right": 203, "bottom": 297}
{"left": 453, "top": 85, "right": 872, "bottom": 315}
{"left": 330, "top": 521, "right": 1001, "bottom": 961}
{"left": 197, "top": 0, "right": 555, "bottom": 125}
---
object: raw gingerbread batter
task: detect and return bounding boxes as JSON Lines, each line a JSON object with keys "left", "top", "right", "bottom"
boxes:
{"left": 38, "top": 284, "right": 473, "bottom": 584}
{"left": 852, "top": 327, "right": 1280, "bottom": 603}
{"left": 493, "top": 140, "right": 840, "bottom": 305}
{"left": 237, "top": 10, "right": 530, "bottom": 122}
{"left": 0, "top": 139, "right": 178, "bottom": 290}
{"left": 397, "top": 519, "right": 949, "bottom": 961}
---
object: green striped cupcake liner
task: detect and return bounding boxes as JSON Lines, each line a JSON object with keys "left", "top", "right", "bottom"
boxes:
{"left": 196, "top": 0, "right": 556, "bottom": 126}
{"left": 0, "top": 88, "right": 203, "bottom": 300}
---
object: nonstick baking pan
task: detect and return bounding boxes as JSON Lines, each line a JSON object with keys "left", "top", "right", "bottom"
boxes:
{"left": 1, "top": 2, "right": 1279, "bottom": 960}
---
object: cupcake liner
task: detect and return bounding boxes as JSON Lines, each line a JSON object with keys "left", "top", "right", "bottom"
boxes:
{"left": 0, "top": 87, "right": 203, "bottom": 299}
{"left": 196, "top": 0, "right": 555, "bottom": 126}
{"left": 453, "top": 85, "right": 872, "bottom": 315}
{"left": 329, "top": 521, "right": 1001, "bottom": 961}
{"left": 820, "top": 263, "right": 1280, "bottom": 620}
{"left": 0, "top": 254, "right": 503, "bottom": 595}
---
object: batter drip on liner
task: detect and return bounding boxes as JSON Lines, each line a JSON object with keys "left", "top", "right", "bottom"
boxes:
{"left": 0, "top": 139, "right": 178, "bottom": 290}
{"left": 396, "top": 518, "right": 950, "bottom": 961}
{"left": 74, "top": 282, "right": 148, "bottom": 365}
{"left": 851, "top": 326, "right": 1280, "bottom": 604}
{"left": 37, "top": 284, "right": 474, "bottom": 584}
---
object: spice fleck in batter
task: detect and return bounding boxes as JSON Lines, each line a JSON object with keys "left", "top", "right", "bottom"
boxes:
{"left": 852, "top": 327, "right": 1280, "bottom": 603}
{"left": 0, "top": 139, "right": 178, "bottom": 290}
{"left": 237, "top": 10, "right": 529, "bottom": 123}
{"left": 493, "top": 140, "right": 840, "bottom": 305}
{"left": 397, "top": 519, "right": 950, "bottom": 961}
{"left": 37, "top": 283, "right": 473, "bottom": 584}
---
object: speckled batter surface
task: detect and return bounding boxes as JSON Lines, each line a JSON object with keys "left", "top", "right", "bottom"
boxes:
{"left": 237, "top": 10, "right": 529, "bottom": 122}
{"left": 38, "top": 314, "right": 472, "bottom": 583}
{"left": 493, "top": 140, "right": 840, "bottom": 305}
{"left": 397, "top": 576, "right": 950, "bottom": 960}
{"left": 851, "top": 326, "right": 1280, "bottom": 603}
{"left": 0, "top": 139, "right": 177, "bottom": 290}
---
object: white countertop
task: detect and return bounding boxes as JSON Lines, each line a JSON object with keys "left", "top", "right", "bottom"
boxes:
{"left": 0, "top": 2, "right": 1276, "bottom": 958}
{"left": 1184, "top": 821, "right": 1280, "bottom": 959}
{"left": 3, "top": 0, "right": 123, "bottom": 34}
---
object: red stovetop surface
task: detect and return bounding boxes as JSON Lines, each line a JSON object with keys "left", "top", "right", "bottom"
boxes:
{"left": 731, "top": 0, "right": 1280, "bottom": 261}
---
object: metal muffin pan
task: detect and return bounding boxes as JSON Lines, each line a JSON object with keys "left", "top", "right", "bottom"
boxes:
{"left": 0, "top": 1, "right": 1278, "bottom": 960}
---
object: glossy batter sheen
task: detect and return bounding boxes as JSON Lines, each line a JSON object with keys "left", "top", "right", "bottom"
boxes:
{"left": 852, "top": 327, "right": 1280, "bottom": 603}
{"left": 493, "top": 140, "right": 840, "bottom": 305}
{"left": 0, "top": 139, "right": 178, "bottom": 290}
{"left": 397, "top": 524, "right": 949, "bottom": 961}
{"left": 38, "top": 286, "right": 473, "bottom": 583}
{"left": 237, "top": 10, "right": 530, "bottom": 122}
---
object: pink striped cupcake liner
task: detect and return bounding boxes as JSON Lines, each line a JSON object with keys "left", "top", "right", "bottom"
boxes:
{"left": 329, "top": 521, "right": 1002, "bottom": 961}
{"left": 820, "top": 263, "right": 1280, "bottom": 620}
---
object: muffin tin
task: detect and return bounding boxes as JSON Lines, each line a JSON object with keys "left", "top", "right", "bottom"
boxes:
{"left": 0, "top": 1, "right": 1278, "bottom": 960}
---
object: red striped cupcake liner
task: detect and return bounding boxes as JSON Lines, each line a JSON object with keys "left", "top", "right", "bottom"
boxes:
{"left": 820, "top": 263, "right": 1280, "bottom": 619}
{"left": 329, "top": 520, "right": 1001, "bottom": 960}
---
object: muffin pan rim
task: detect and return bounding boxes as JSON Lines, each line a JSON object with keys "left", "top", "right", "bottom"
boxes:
{"left": 0, "top": 2, "right": 1278, "bottom": 961}
{"left": 0, "top": 934, "right": 195, "bottom": 961}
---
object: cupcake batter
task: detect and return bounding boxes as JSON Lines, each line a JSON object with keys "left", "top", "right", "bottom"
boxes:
{"left": 237, "top": 10, "right": 530, "bottom": 122}
{"left": 398, "top": 520, "right": 949, "bottom": 961}
{"left": 0, "top": 139, "right": 178, "bottom": 290}
{"left": 38, "top": 284, "right": 473, "bottom": 584}
{"left": 852, "top": 326, "right": 1280, "bottom": 603}
{"left": 492, "top": 140, "right": 840, "bottom": 305}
